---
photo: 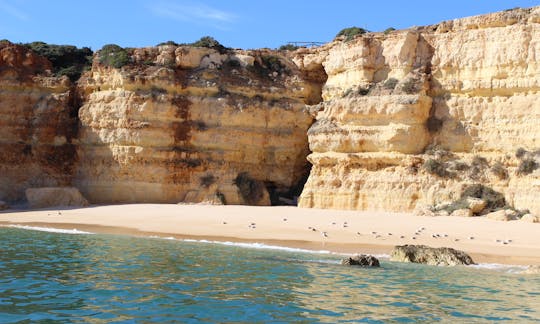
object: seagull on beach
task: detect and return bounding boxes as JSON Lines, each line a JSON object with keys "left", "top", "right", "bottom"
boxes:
{"left": 468, "top": 236, "right": 474, "bottom": 240}
{"left": 283, "top": 218, "right": 287, "bottom": 221}
{"left": 400, "top": 235, "right": 405, "bottom": 239}
{"left": 356, "top": 232, "right": 361, "bottom": 235}
{"left": 222, "top": 221, "right": 227, "bottom": 225}
{"left": 322, "top": 232, "right": 328, "bottom": 238}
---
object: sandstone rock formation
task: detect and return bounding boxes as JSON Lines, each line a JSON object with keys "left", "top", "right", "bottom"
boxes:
{"left": 297, "top": 7, "right": 540, "bottom": 216}
{"left": 0, "top": 39, "right": 323, "bottom": 206}
{"left": 0, "top": 41, "right": 77, "bottom": 203}
{"left": 1, "top": 7, "right": 540, "bottom": 214}
{"left": 25, "top": 187, "right": 89, "bottom": 209}
{"left": 341, "top": 254, "right": 380, "bottom": 267}
{"left": 520, "top": 214, "right": 539, "bottom": 223}
{"left": 390, "top": 244, "right": 475, "bottom": 266}
{"left": 74, "top": 45, "right": 321, "bottom": 205}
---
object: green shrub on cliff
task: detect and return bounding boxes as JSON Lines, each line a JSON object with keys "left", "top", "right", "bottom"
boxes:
{"left": 99, "top": 44, "right": 130, "bottom": 68}
{"left": 278, "top": 44, "right": 299, "bottom": 51}
{"left": 157, "top": 40, "right": 179, "bottom": 46}
{"left": 188, "top": 36, "right": 228, "bottom": 54}
{"left": 335, "top": 27, "right": 368, "bottom": 42}
{"left": 23, "top": 42, "right": 93, "bottom": 81}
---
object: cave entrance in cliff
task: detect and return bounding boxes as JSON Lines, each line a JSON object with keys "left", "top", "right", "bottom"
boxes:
{"left": 264, "top": 62, "right": 326, "bottom": 206}
{"left": 266, "top": 164, "right": 312, "bottom": 206}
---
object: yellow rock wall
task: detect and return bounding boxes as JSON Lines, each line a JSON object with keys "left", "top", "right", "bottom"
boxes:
{"left": 74, "top": 46, "right": 318, "bottom": 205}
{"left": 298, "top": 7, "right": 540, "bottom": 215}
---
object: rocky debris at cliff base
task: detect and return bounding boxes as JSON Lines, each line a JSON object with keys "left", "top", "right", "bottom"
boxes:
{"left": 390, "top": 244, "right": 475, "bottom": 266}
{"left": 485, "top": 209, "right": 520, "bottom": 221}
{"left": 341, "top": 254, "right": 380, "bottom": 267}
{"left": 466, "top": 198, "right": 487, "bottom": 214}
{"left": 25, "top": 187, "right": 89, "bottom": 209}
{"left": 520, "top": 214, "right": 539, "bottom": 223}
{"left": 450, "top": 208, "right": 473, "bottom": 217}
{"left": 0, "top": 201, "right": 9, "bottom": 211}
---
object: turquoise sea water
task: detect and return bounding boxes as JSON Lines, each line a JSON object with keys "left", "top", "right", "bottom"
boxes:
{"left": 0, "top": 227, "right": 539, "bottom": 323}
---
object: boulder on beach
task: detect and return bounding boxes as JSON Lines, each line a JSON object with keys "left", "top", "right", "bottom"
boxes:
{"left": 390, "top": 245, "right": 475, "bottom": 266}
{"left": 450, "top": 208, "right": 473, "bottom": 217}
{"left": 25, "top": 187, "right": 89, "bottom": 209}
{"left": 520, "top": 214, "right": 539, "bottom": 223}
{"left": 485, "top": 209, "right": 519, "bottom": 221}
{"left": 341, "top": 254, "right": 380, "bottom": 267}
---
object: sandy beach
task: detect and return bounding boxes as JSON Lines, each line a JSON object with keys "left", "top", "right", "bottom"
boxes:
{"left": 1, "top": 204, "right": 539, "bottom": 265}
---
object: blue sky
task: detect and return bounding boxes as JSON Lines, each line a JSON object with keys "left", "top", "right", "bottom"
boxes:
{"left": 0, "top": 0, "right": 538, "bottom": 50}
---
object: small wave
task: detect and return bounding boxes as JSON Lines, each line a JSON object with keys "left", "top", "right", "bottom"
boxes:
{"left": 150, "top": 235, "right": 332, "bottom": 254}
{"left": 469, "top": 263, "right": 528, "bottom": 274}
{"left": 7, "top": 225, "right": 93, "bottom": 235}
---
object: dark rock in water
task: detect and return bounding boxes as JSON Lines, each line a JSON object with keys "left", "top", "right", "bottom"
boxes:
{"left": 341, "top": 254, "right": 380, "bottom": 267}
{"left": 390, "top": 244, "right": 474, "bottom": 266}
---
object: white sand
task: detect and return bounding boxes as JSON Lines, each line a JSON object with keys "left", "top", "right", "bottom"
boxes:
{"left": 1, "top": 204, "right": 539, "bottom": 265}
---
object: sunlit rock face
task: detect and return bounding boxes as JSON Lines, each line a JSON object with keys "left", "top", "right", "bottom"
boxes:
{"left": 74, "top": 46, "right": 321, "bottom": 205}
{"left": 0, "top": 42, "right": 77, "bottom": 202}
{"left": 297, "top": 7, "right": 540, "bottom": 214}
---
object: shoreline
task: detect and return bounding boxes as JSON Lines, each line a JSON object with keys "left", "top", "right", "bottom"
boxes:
{"left": 1, "top": 204, "right": 539, "bottom": 266}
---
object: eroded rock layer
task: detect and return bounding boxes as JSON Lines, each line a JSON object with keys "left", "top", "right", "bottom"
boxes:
{"left": 74, "top": 46, "right": 320, "bottom": 205}
{"left": 0, "top": 42, "right": 77, "bottom": 202}
{"left": 298, "top": 7, "right": 540, "bottom": 214}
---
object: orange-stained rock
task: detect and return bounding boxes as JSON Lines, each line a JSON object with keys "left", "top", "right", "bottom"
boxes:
{"left": 0, "top": 41, "right": 77, "bottom": 202}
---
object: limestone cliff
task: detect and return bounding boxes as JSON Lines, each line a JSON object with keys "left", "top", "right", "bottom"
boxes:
{"left": 297, "top": 7, "right": 540, "bottom": 215}
{"left": 2, "top": 6, "right": 539, "bottom": 214}
{"left": 74, "top": 45, "right": 321, "bottom": 205}
{"left": 0, "top": 41, "right": 77, "bottom": 202}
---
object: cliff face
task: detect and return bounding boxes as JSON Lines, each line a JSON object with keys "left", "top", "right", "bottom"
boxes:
{"left": 297, "top": 7, "right": 540, "bottom": 214}
{"left": 74, "top": 46, "right": 320, "bottom": 205}
{"left": 0, "top": 42, "right": 78, "bottom": 202}
{"left": 2, "top": 7, "right": 539, "bottom": 213}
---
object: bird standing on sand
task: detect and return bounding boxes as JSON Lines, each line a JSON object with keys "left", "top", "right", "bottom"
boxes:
{"left": 322, "top": 231, "right": 328, "bottom": 238}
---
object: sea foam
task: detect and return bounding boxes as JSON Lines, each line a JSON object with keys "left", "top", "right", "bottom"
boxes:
{"left": 149, "top": 235, "right": 332, "bottom": 254}
{"left": 469, "top": 262, "right": 528, "bottom": 274}
{"left": 6, "top": 224, "right": 93, "bottom": 235}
